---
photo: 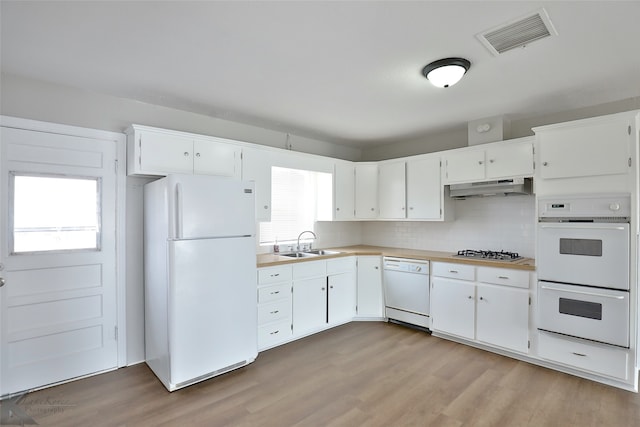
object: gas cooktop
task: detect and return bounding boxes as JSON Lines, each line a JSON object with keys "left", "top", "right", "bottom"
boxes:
{"left": 454, "top": 249, "right": 522, "bottom": 261}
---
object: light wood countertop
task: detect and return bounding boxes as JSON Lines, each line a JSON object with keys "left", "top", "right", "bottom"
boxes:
{"left": 257, "top": 245, "right": 536, "bottom": 271}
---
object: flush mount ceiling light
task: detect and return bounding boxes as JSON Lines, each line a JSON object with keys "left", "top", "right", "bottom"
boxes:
{"left": 422, "top": 58, "right": 471, "bottom": 88}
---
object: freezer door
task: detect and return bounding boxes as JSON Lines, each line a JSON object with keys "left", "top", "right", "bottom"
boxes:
{"left": 167, "top": 174, "right": 255, "bottom": 239}
{"left": 168, "top": 236, "right": 258, "bottom": 386}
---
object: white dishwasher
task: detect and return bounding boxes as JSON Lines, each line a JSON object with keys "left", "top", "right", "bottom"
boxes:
{"left": 383, "top": 257, "right": 430, "bottom": 329}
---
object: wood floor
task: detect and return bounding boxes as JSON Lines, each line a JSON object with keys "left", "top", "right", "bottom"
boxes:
{"left": 4, "top": 322, "right": 640, "bottom": 426}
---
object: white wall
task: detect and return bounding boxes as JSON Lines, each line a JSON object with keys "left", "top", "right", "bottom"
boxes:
{"left": 361, "top": 196, "right": 536, "bottom": 258}
{"left": 0, "top": 73, "right": 362, "bottom": 162}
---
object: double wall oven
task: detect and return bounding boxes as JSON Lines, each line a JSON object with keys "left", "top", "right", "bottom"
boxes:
{"left": 537, "top": 194, "right": 631, "bottom": 348}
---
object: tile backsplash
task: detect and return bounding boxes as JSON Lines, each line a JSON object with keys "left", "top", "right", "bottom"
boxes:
{"left": 360, "top": 196, "right": 535, "bottom": 257}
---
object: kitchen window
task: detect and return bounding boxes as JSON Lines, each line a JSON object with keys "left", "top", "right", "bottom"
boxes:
{"left": 259, "top": 167, "right": 331, "bottom": 245}
{"left": 10, "top": 173, "right": 101, "bottom": 254}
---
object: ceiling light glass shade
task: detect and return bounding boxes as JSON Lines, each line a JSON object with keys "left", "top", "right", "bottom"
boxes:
{"left": 422, "top": 58, "right": 471, "bottom": 88}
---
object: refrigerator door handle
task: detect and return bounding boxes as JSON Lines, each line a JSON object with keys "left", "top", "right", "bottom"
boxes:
{"left": 175, "top": 182, "right": 183, "bottom": 239}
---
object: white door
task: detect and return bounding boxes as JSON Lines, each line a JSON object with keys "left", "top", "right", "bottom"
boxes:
{"left": 0, "top": 126, "right": 119, "bottom": 396}
{"left": 476, "top": 283, "right": 529, "bottom": 353}
{"left": 193, "top": 138, "right": 241, "bottom": 178}
{"left": 485, "top": 142, "right": 534, "bottom": 179}
{"left": 443, "top": 149, "right": 485, "bottom": 184}
{"left": 138, "top": 129, "right": 193, "bottom": 175}
{"left": 406, "top": 156, "right": 441, "bottom": 219}
{"left": 292, "top": 278, "right": 326, "bottom": 336}
{"left": 356, "top": 256, "right": 383, "bottom": 318}
{"left": 328, "top": 272, "right": 356, "bottom": 325}
{"left": 378, "top": 162, "right": 406, "bottom": 219}
{"left": 333, "top": 162, "right": 355, "bottom": 220}
{"left": 430, "top": 277, "right": 475, "bottom": 339}
{"left": 354, "top": 163, "right": 378, "bottom": 219}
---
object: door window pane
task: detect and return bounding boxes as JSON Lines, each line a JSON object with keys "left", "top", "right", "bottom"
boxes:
{"left": 11, "top": 174, "right": 101, "bottom": 253}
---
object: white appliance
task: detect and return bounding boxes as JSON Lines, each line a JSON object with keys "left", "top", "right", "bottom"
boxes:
{"left": 536, "top": 194, "right": 631, "bottom": 348}
{"left": 144, "top": 174, "right": 258, "bottom": 391}
{"left": 383, "top": 257, "right": 430, "bottom": 329}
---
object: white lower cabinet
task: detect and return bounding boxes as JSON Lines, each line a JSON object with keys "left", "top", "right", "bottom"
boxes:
{"left": 431, "top": 262, "right": 530, "bottom": 354}
{"left": 257, "top": 265, "right": 293, "bottom": 350}
{"left": 538, "top": 331, "right": 629, "bottom": 380}
{"left": 356, "top": 256, "right": 384, "bottom": 318}
{"left": 258, "top": 257, "right": 357, "bottom": 348}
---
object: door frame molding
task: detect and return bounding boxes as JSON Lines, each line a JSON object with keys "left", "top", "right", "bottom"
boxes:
{"left": 0, "top": 115, "right": 128, "bottom": 368}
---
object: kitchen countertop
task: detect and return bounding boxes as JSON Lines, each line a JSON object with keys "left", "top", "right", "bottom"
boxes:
{"left": 257, "top": 245, "right": 536, "bottom": 271}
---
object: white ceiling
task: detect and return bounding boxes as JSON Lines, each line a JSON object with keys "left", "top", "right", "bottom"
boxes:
{"left": 2, "top": 1, "right": 640, "bottom": 148}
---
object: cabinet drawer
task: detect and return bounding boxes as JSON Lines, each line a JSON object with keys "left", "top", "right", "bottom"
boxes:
{"left": 292, "top": 260, "right": 327, "bottom": 280}
{"left": 258, "top": 321, "right": 292, "bottom": 349}
{"left": 432, "top": 262, "right": 475, "bottom": 281}
{"left": 327, "top": 256, "right": 355, "bottom": 275}
{"left": 257, "top": 283, "right": 291, "bottom": 303}
{"left": 258, "top": 265, "right": 292, "bottom": 285}
{"left": 538, "top": 331, "right": 629, "bottom": 380}
{"left": 258, "top": 299, "right": 291, "bottom": 325}
{"left": 477, "top": 267, "right": 529, "bottom": 289}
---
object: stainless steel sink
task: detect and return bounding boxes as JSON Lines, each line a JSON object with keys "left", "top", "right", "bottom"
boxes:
{"left": 304, "top": 249, "right": 342, "bottom": 256}
{"left": 279, "top": 249, "right": 342, "bottom": 258}
{"left": 280, "top": 252, "right": 318, "bottom": 258}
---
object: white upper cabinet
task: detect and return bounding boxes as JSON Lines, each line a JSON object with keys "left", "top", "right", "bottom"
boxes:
{"left": 535, "top": 114, "right": 632, "bottom": 180}
{"left": 334, "top": 162, "right": 355, "bottom": 220}
{"left": 127, "top": 125, "right": 241, "bottom": 178}
{"left": 485, "top": 142, "right": 534, "bottom": 179}
{"left": 443, "top": 137, "right": 534, "bottom": 184}
{"left": 378, "top": 161, "right": 406, "bottom": 219}
{"left": 406, "top": 156, "right": 441, "bottom": 220}
{"left": 242, "top": 147, "right": 272, "bottom": 222}
{"left": 443, "top": 149, "right": 485, "bottom": 184}
{"left": 355, "top": 163, "right": 378, "bottom": 219}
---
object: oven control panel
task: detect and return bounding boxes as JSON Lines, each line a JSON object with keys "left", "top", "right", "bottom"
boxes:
{"left": 538, "top": 194, "right": 630, "bottom": 220}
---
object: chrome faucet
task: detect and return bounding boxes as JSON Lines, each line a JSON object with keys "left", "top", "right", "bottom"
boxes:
{"left": 297, "top": 230, "right": 317, "bottom": 252}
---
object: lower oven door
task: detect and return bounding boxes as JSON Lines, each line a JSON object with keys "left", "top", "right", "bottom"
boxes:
{"left": 538, "top": 281, "right": 629, "bottom": 347}
{"left": 537, "top": 222, "right": 629, "bottom": 290}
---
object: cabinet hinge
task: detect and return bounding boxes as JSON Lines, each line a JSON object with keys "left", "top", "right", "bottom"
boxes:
{"left": 533, "top": 161, "right": 536, "bottom": 170}
{"left": 629, "top": 125, "right": 632, "bottom": 135}
{"left": 529, "top": 297, "right": 531, "bottom": 305}
{"left": 114, "top": 326, "right": 118, "bottom": 340}
{"left": 114, "top": 159, "right": 118, "bottom": 173}
{"left": 291, "top": 324, "right": 293, "bottom": 331}
{"left": 528, "top": 340, "right": 530, "bottom": 349}
{"left": 629, "top": 157, "right": 632, "bottom": 167}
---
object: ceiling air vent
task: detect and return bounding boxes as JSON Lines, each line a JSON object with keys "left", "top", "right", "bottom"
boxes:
{"left": 477, "top": 8, "right": 557, "bottom": 56}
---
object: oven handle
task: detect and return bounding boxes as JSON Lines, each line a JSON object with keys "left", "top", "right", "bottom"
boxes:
{"left": 538, "top": 224, "right": 627, "bottom": 231}
{"left": 540, "top": 284, "right": 626, "bottom": 299}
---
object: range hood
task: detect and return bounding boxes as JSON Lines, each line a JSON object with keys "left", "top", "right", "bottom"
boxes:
{"left": 449, "top": 177, "right": 532, "bottom": 199}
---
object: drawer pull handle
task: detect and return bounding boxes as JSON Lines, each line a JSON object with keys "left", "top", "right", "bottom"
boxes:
{"left": 271, "top": 273, "right": 280, "bottom": 277}
{"left": 270, "top": 330, "right": 279, "bottom": 335}
{"left": 271, "top": 291, "right": 280, "bottom": 295}
{"left": 498, "top": 276, "right": 509, "bottom": 279}
{"left": 449, "top": 270, "right": 459, "bottom": 273}
{"left": 572, "top": 352, "right": 587, "bottom": 357}
{"left": 270, "top": 310, "right": 279, "bottom": 314}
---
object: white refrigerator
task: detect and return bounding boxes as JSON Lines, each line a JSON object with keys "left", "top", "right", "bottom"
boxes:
{"left": 144, "top": 174, "right": 258, "bottom": 392}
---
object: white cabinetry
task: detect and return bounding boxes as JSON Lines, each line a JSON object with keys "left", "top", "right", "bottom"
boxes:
{"left": 378, "top": 161, "right": 406, "bottom": 219}
{"left": 406, "top": 156, "right": 442, "bottom": 220}
{"left": 334, "top": 162, "right": 355, "bottom": 220}
{"left": 328, "top": 272, "right": 356, "bottom": 325}
{"left": 356, "top": 256, "right": 383, "bottom": 318}
{"left": 292, "top": 277, "right": 327, "bottom": 336}
{"left": 443, "top": 137, "right": 534, "bottom": 184}
{"left": 355, "top": 163, "right": 378, "bottom": 219}
{"left": 126, "top": 125, "right": 241, "bottom": 178}
{"left": 242, "top": 147, "right": 272, "bottom": 222}
{"left": 431, "top": 262, "right": 530, "bottom": 353}
{"left": 257, "top": 265, "right": 293, "bottom": 350}
{"left": 535, "top": 114, "right": 632, "bottom": 180}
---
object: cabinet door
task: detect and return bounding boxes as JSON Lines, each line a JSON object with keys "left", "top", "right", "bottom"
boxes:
{"left": 292, "top": 278, "right": 327, "bottom": 336}
{"left": 378, "top": 162, "right": 406, "bottom": 219}
{"left": 193, "top": 139, "right": 241, "bottom": 178}
{"left": 328, "top": 272, "right": 356, "bottom": 325}
{"left": 138, "top": 130, "right": 193, "bottom": 175}
{"left": 538, "top": 119, "right": 630, "bottom": 179}
{"left": 356, "top": 256, "right": 383, "bottom": 318}
{"left": 334, "top": 162, "right": 355, "bottom": 220}
{"left": 443, "top": 150, "right": 485, "bottom": 184}
{"left": 486, "top": 142, "right": 533, "bottom": 179}
{"left": 476, "top": 284, "right": 529, "bottom": 353}
{"left": 355, "top": 164, "right": 378, "bottom": 218}
{"left": 242, "top": 148, "right": 272, "bottom": 221}
{"left": 406, "top": 156, "right": 441, "bottom": 219}
{"left": 431, "top": 277, "right": 475, "bottom": 339}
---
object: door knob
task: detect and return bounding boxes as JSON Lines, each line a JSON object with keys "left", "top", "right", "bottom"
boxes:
{"left": 0, "top": 277, "right": 5, "bottom": 288}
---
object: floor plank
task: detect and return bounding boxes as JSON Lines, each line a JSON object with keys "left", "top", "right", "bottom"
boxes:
{"left": 3, "top": 322, "right": 640, "bottom": 426}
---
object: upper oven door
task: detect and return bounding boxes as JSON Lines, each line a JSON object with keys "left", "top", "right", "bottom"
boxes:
{"left": 537, "top": 222, "right": 629, "bottom": 290}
